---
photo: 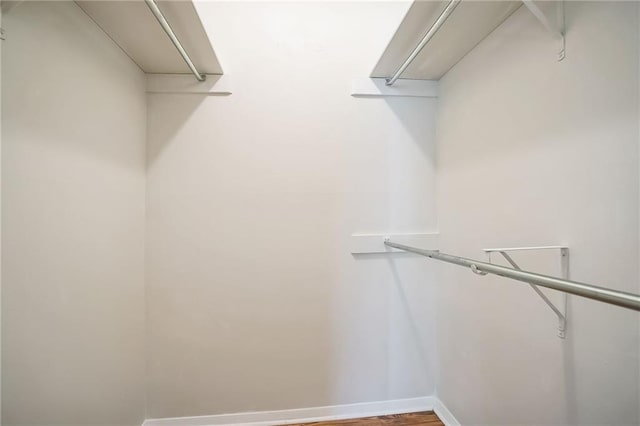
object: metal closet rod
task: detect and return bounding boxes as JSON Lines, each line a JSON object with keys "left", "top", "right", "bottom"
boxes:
{"left": 384, "top": 240, "right": 640, "bottom": 312}
{"left": 386, "top": 0, "right": 461, "bottom": 86}
{"left": 144, "top": 0, "right": 206, "bottom": 82}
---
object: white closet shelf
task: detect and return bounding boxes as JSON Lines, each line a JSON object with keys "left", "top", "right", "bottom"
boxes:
{"left": 76, "top": 0, "right": 222, "bottom": 76}
{"left": 372, "top": 0, "right": 522, "bottom": 81}
{"left": 372, "top": 0, "right": 565, "bottom": 83}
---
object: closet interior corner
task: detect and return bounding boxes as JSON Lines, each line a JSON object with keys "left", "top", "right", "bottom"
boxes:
{"left": 1, "top": 1, "right": 639, "bottom": 426}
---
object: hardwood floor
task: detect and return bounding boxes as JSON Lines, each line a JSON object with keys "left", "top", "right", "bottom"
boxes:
{"left": 285, "top": 411, "right": 444, "bottom": 426}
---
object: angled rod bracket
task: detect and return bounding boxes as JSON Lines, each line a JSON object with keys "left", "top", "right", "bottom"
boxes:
{"left": 484, "top": 246, "right": 569, "bottom": 338}
{"left": 383, "top": 240, "right": 640, "bottom": 312}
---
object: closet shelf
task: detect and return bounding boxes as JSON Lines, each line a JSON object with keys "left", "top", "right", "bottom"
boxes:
{"left": 373, "top": 0, "right": 564, "bottom": 83}
{"left": 76, "top": 0, "right": 222, "bottom": 77}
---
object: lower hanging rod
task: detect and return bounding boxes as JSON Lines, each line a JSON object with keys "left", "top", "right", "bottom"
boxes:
{"left": 384, "top": 240, "right": 640, "bottom": 312}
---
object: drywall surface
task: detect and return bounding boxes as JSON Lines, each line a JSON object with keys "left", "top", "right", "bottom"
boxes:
{"left": 146, "top": 1, "right": 437, "bottom": 418}
{"left": 2, "top": 2, "right": 146, "bottom": 425}
{"left": 436, "top": 2, "right": 639, "bottom": 425}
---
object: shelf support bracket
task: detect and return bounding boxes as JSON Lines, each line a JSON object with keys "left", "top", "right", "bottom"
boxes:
{"left": 485, "top": 246, "right": 569, "bottom": 338}
{"left": 522, "top": 0, "right": 565, "bottom": 61}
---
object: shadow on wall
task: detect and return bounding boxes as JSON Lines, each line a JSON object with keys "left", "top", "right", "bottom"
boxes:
{"left": 2, "top": 2, "right": 147, "bottom": 425}
{"left": 344, "top": 92, "right": 439, "bottom": 401}
{"left": 145, "top": 0, "right": 441, "bottom": 415}
{"left": 147, "top": 92, "right": 224, "bottom": 167}
{"left": 562, "top": 296, "right": 578, "bottom": 424}
{"left": 383, "top": 97, "right": 437, "bottom": 160}
{"left": 145, "top": 88, "right": 340, "bottom": 416}
{"left": 382, "top": 96, "right": 437, "bottom": 396}
{"left": 386, "top": 254, "right": 433, "bottom": 380}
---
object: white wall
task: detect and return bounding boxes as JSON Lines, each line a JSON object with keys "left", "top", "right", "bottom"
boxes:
{"left": 435, "top": 2, "right": 639, "bottom": 425}
{"left": 145, "top": 1, "right": 438, "bottom": 418}
{"left": 2, "top": 2, "right": 146, "bottom": 425}
{"left": 1, "top": 3, "right": 4, "bottom": 424}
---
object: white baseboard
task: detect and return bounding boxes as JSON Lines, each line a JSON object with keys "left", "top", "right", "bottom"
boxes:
{"left": 142, "top": 396, "right": 447, "bottom": 426}
{"left": 434, "top": 398, "right": 461, "bottom": 426}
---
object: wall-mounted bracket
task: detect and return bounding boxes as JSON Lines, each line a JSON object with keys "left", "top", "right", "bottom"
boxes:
{"left": 146, "top": 74, "right": 232, "bottom": 95}
{"left": 350, "top": 233, "right": 439, "bottom": 254}
{"left": 522, "top": 0, "right": 565, "bottom": 61}
{"left": 351, "top": 78, "right": 438, "bottom": 98}
{"left": 484, "top": 246, "right": 569, "bottom": 338}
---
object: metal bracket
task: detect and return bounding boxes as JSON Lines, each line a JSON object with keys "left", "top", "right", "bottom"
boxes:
{"left": 484, "top": 246, "right": 569, "bottom": 338}
{"left": 522, "top": 0, "right": 565, "bottom": 61}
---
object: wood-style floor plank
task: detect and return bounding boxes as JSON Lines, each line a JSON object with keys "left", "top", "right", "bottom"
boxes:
{"left": 285, "top": 411, "right": 444, "bottom": 426}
